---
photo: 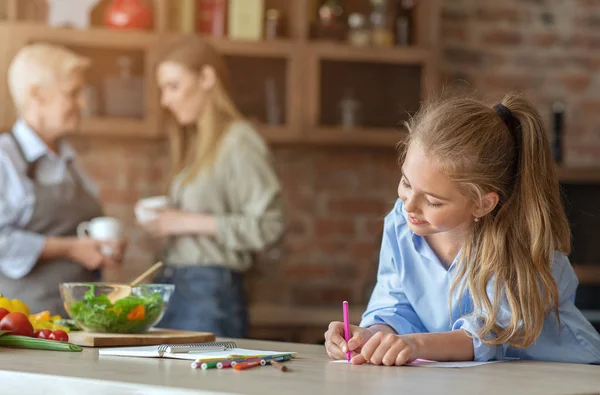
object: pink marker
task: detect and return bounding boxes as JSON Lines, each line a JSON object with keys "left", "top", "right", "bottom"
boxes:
{"left": 343, "top": 300, "right": 351, "bottom": 362}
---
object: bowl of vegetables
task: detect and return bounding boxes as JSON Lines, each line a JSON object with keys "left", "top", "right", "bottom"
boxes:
{"left": 59, "top": 283, "right": 174, "bottom": 334}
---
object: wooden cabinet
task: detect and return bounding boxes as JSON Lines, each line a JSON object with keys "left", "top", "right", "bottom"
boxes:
{"left": 0, "top": 0, "right": 440, "bottom": 145}
{"left": 0, "top": 0, "right": 599, "bottom": 183}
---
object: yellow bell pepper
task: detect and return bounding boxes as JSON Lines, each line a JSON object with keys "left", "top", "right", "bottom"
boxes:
{"left": 0, "top": 294, "right": 30, "bottom": 315}
{"left": 0, "top": 297, "right": 13, "bottom": 312}
{"left": 11, "top": 299, "right": 30, "bottom": 316}
{"left": 30, "top": 311, "right": 51, "bottom": 322}
{"left": 29, "top": 310, "right": 69, "bottom": 332}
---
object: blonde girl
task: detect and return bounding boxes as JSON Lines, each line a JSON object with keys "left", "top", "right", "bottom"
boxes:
{"left": 325, "top": 93, "right": 600, "bottom": 364}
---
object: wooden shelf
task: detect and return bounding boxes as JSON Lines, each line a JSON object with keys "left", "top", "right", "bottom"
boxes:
{"left": 307, "top": 127, "right": 402, "bottom": 148}
{"left": 557, "top": 167, "right": 600, "bottom": 184}
{"left": 210, "top": 38, "right": 295, "bottom": 58}
{"left": 572, "top": 264, "right": 600, "bottom": 286}
{"left": 78, "top": 118, "right": 153, "bottom": 138}
{"left": 8, "top": 22, "right": 157, "bottom": 49}
{"left": 309, "top": 41, "right": 432, "bottom": 65}
{"left": 259, "top": 124, "right": 301, "bottom": 144}
{"left": 0, "top": 1, "right": 440, "bottom": 145}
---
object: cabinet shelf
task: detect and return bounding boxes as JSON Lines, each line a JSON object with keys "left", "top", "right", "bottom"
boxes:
{"left": 557, "top": 167, "right": 600, "bottom": 184}
{"left": 572, "top": 264, "right": 600, "bottom": 286}
{"left": 309, "top": 41, "right": 433, "bottom": 65}
{"left": 307, "top": 127, "right": 402, "bottom": 147}
{"left": 9, "top": 22, "right": 157, "bottom": 49}
{"left": 78, "top": 118, "right": 154, "bottom": 139}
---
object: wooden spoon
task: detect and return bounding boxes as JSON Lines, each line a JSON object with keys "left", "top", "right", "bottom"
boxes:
{"left": 106, "top": 261, "right": 164, "bottom": 303}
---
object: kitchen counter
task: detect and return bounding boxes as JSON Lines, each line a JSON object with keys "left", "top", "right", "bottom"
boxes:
{"left": 1, "top": 338, "right": 599, "bottom": 394}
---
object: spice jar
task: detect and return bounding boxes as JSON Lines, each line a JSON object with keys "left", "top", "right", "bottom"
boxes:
{"left": 396, "top": 0, "right": 416, "bottom": 46}
{"left": 347, "top": 13, "right": 371, "bottom": 47}
{"left": 370, "top": 0, "right": 394, "bottom": 47}
{"left": 265, "top": 8, "right": 282, "bottom": 40}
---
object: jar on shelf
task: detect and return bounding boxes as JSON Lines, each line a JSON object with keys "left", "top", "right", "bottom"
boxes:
{"left": 103, "top": 56, "right": 144, "bottom": 118}
{"left": 314, "top": 0, "right": 345, "bottom": 41}
{"left": 370, "top": 0, "right": 394, "bottom": 47}
{"left": 104, "top": 0, "right": 153, "bottom": 30}
{"left": 339, "top": 89, "right": 362, "bottom": 129}
{"left": 347, "top": 13, "right": 371, "bottom": 47}
{"left": 196, "top": 0, "right": 227, "bottom": 37}
{"left": 396, "top": 0, "right": 416, "bottom": 46}
{"left": 265, "top": 8, "right": 282, "bottom": 40}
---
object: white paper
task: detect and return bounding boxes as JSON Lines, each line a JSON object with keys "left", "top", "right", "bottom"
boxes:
{"left": 330, "top": 359, "right": 501, "bottom": 368}
{"left": 409, "top": 359, "right": 503, "bottom": 368}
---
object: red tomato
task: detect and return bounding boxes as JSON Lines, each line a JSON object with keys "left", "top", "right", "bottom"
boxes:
{"left": 0, "top": 312, "right": 34, "bottom": 337}
{"left": 36, "top": 329, "right": 52, "bottom": 339}
{"left": 0, "top": 308, "right": 9, "bottom": 321}
{"left": 49, "top": 330, "right": 69, "bottom": 342}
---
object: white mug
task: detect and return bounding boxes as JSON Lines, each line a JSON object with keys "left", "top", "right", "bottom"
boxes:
{"left": 77, "top": 217, "right": 123, "bottom": 256}
{"left": 135, "top": 195, "right": 169, "bottom": 223}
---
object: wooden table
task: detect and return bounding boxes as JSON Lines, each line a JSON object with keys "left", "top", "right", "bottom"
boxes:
{"left": 0, "top": 338, "right": 599, "bottom": 395}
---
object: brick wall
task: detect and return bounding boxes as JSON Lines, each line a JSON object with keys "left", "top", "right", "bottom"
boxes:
{"left": 73, "top": 0, "right": 600, "bottom": 312}
{"left": 441, "top": 0, "right": 600, "bottom": 166}
{"left": 72, "top": 137, "right": 399, "bottom": 308}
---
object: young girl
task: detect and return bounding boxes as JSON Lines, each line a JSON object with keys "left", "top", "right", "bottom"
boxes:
{"left": 324, "top": 93, "right": 600, "bottom": 365}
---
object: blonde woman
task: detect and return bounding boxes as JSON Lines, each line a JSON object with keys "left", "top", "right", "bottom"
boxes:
{"left": 0, "top": 44, "right": 124, "bottom": 315}
{"left": 141, "top": 37, "right": 284, "bottom": 337}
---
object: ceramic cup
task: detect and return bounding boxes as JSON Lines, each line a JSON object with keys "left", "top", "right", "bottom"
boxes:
{"left": 77, "top": 217, "right": 123, "bottom": 256}
{"left": 135, "top": 195, "right": 169, "bottom": 223}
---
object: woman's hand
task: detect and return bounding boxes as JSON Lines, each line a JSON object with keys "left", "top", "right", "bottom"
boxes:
{"left": 351, "top": 331, "right": 420, "bottom": 366}
{"left": 139, "top": 209, "right": 216, "bottom": 238}
{"left": 324, "top": 321, "right": 374, "bottom": 360}
{"left": 107, "top": 238, "right": 128, "bottom": 263}
{"left": 67, "top": 238, "right": 119, "bottom": 270}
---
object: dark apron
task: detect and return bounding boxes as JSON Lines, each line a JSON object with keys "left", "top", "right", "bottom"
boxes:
{"left": 0, "top": 132, "right": 103, "bottom": 315}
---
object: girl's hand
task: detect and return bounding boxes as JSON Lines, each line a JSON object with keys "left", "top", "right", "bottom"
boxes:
{"left": 324, "top": 321, "right": 374, "bottom": 360}
{"left": 351, "top": 331, "right": 419, "bottom": 366}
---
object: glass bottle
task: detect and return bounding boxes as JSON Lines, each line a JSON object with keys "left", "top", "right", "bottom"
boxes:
{"left": 396, "top": 0, "right": 416, "bottom": 46}
{"left": 370, "top": 0, "right": 394, "bottom": 47}
{"left": 103, "top": 56, "right": 145, "bottom": 118}
{"left": 552, "top": 101, "right": 565, "bottom": 165}
{"left": 339, "top": 89, "right": 362, "bottom": 129}
{"left": 315, "top": 0, "right": 345, "bottom": 41}
{"left": 265, "top": 8, "right": 282, "bottom": 40}
{"left": 347, "top": 13, "right": 371, "bottom": 47}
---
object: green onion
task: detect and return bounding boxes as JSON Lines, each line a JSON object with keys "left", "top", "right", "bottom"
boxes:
{"left": 0, "top": 332, "right": 82, "bottom": 352}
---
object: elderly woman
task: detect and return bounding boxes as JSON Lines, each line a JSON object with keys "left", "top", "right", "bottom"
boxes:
{"left": 0, "top": 43, "right": 124, "bottom": 315}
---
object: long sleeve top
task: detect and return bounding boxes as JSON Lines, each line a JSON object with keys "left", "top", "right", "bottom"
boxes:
{"left": 0, "top": 120, "right": 98, "bottom": 279}
{"left": 162, "top": 121, "right": 284, "bottom": 271}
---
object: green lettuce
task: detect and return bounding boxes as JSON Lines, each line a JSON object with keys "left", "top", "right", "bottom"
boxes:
{"left": 69, "top": 286, "right": 165, "bottom": 333}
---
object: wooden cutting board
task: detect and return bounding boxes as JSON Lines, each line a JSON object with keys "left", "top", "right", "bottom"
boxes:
{"left": 69, "top": 328, "right": 216, "bottom": 347}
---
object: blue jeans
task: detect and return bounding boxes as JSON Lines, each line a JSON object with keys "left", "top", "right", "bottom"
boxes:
{"left": 154, "top": 265, "right": 249, "bottom": 338}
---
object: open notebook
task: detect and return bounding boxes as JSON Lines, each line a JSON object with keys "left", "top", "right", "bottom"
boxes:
{"left": 99, "top": 341, "right": 296, "bottom": 362}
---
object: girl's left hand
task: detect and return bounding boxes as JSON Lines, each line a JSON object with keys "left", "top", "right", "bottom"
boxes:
{"left": 351, "top": 332, "right": 420, "bottom": 366}
{"left": 140, "top": 209, "right": 190, "bottom": 238}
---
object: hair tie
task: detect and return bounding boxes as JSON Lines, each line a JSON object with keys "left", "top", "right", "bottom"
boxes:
{"left": 493, "top": 103, "right": 521, "bottom": 152}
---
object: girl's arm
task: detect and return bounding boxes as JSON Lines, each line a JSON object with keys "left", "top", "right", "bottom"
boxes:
{"left": 407, "top": 329, "right": 474, "bottom": 361}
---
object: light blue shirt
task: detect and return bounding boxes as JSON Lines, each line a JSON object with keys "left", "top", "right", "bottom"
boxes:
{"left": 0, "top": 120, "right": 98, "bottom": 279}
{"left": 360, "top": 199, "right": 600, "bottom": 364}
